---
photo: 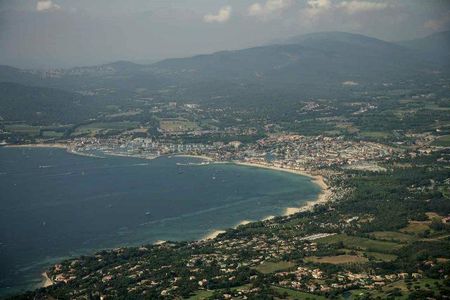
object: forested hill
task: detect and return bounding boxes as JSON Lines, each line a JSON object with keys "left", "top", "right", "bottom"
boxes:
{"left": 0, "top": 82, "right": 99, "bottom": 125}
{"left": 150, "top": 31, "right": 437, "bottom": 85}
{"left": 1, "top": 31, "right": 447, "bottom": 92}
{"left": 398, "top": 30, "right": 450, "bottom": 65}
{"left": 0, "top": 31, "right": 448, "bottom": 126}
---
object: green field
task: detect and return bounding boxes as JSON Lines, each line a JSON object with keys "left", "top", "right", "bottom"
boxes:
{"left": 364, "top": 251, "right": 398, "bottom": 262}
{"left": 159, "top": 118, "right": 200, "bottom": 133}
{"left": 369, "top": 278, "right": 445, "bottom": 299}
{"left": 41, "top": 130, "right": 64, "bottom": 138}
{"left": 316, "top": 234, "right": 402, "bottom": 253}
{"left": 369, "top": 231, "right": 416, "bottom": 243}
{"left": 272, "top": 286, "right": 326, "bottom": 300}
{"left": 359, "top": 131, "right": 392, "bottom": 139}
{"left": 187, "top": 290, "right": 214, "bottom": 300}
{"left": 432, "top": 135, "right": 450, "bottom": 147}
{"left": 72, "top": 121, "right": 140, "bottom": 136}
{"left": 399, "top": 222, "right": 430, "bottom": 235}
{"left": 254, "top": 261, "right": 296, "bottom": 274}
{"left": 305, "top": 255, "right": 368, "bottom": 265}
{"left": 5, "top": 124, "right": 41, "bottom": 136}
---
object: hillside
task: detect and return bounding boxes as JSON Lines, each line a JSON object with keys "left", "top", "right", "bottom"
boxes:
{"left": 2, "top": 32, "right": 442, "bottom": 94}
{"left": 398, "top": 31, "right": 450, "bottom": 65}
{"left": 151, "top": 31, "right": 435, "bottom": 85}
{"left": 0, "top": 31, "right": 447, "bottom": 123}
{"left": 0, "top": 82, "right": 100, "bottom": 125}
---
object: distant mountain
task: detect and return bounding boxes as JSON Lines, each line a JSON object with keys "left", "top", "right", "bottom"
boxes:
{"left": 0, "top": 82, "right": 100, "bottom": 125}
{"left": 151, "top": 31, "right": 436, "bottom": 87}
{"left": 397, "top": 31, "right": 450, "bottom": 65}
{"left": 0, "top": 31, "right": 446, "bottom": 110}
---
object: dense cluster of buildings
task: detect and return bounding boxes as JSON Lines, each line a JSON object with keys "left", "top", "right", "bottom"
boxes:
{"left": 68, "top": 134, "right": 398, "bottom": 171}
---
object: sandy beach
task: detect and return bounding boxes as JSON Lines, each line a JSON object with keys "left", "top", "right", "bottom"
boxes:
{"left": 200, "top": 161, "right": 332, "bottom": 242}
{"left": 4, "top": 143, "right": 68, "bottom": 149}
{"left": 41, "top": 272, "right": 53, "bottom": 288}
{"left": 153, "top": 240, "right": 167, "bottom": 245}
{"left": 201, "top": 230, "right": 226, "bottom": 241}
{"left": 174, "top": 154, "right": 214, "bottom": 161}
{"left": 233, "top": 161, "right": 331, "bottom": 216}
{"left": 235, "top": 220, "right": 252, "bottom": 228}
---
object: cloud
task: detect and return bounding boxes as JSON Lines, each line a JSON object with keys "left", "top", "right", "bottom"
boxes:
{"left": 307, "top": 0, "right": 331, "bottom": 10}
{"left": 36, "top": 0, "right": 60, "bottom": 12}
{"left": 424, "top": 10, "right": 450, "bottom": 31}
{"left": 337, "top": 1, "right": 389, "bottom": 14}
{"left": 203, "top": 6, "right": 232, "bottom": 23}
{"left": 300, "top": 0, "right": 389, "bottom": 21}
{"left": 248, "top": 0, "right": 292, "bottom": 18}
{"left": 301, "top": 0, "right": 331, "bottom": 19}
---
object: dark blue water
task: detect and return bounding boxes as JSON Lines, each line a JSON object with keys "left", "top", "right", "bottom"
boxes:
{"left": 0, "top": 147, "right": 320, "bottom": 296}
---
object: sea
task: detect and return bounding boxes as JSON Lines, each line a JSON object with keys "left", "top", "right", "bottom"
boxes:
{"left": 0, "top": 147, "right": 320, "bottom": 296}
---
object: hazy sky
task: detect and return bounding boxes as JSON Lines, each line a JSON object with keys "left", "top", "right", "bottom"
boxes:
{"left": 1, "top": 0, "right": 449, "bottom": 68}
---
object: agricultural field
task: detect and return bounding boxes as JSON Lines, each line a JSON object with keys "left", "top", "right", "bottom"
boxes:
{"left": 359, "top": 131, "right": 392, "bottom": 139}
{"left": 253, "top": 261, "right": 295, "bottom": 274}
{"left": 432, "top": 135, "right": 450, "bottom": 147}
{"left": 366, "top": 278, "right": 446, "bottom": 299}
{"left": 41, "top": 130, "right": 65, "bottom": 138}
{"left": 399, "top": 221, "right": 430, "bottom": 235}
{"left": 272, "top": 286, "right": 326, "bottom": 300}
{"left": 364, "top": 251, "right": 398, "bottom": 262}
{"left": 4, "top": 124, "right": 41, "bottom": 136}
{"left": 315, "top": 234, "right": 402, "bottom": 253}
{"left": 72, "top": 121, "right": 140, "bottom": 137}
{"left": 304, "top": 255, "right": 368, "bottom": 265}
{"left": 369, "top": 231, "right": 416, "bottom": 243}
{"left": 187, "top": 290, "right": 214, "bottom": 300}
{"left": 3, "top": 124, "right": 68, "bottom": 139}
{"left": 159, "top": 118, "right": 200, "bottom": 133}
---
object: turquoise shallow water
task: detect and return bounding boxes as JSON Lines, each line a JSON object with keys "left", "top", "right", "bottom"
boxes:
{"left": 0, "top": 147, "right": 320, "bottom": 296}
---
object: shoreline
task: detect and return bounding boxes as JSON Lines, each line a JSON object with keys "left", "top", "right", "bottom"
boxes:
{"left": 41, "top": 272, "right": 53, "bottom": 288}
{"left": 201, "top": 160, "right": 332, "bottom": 240}
{"left": 4, "top": 143, "right": 68, "bottom": 149}
{"left": 232, "top": 161, "right": 331, "bottom": 216}
{"left": 4, "top": 145, "right": 331, "bottom": 262}
{"left": 173, "top": 154, "right": 214, "bottom": 161}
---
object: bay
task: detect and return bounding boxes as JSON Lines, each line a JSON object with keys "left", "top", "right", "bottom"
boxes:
{"left": 0, "top": 147, "right": 320, "bottom": 296}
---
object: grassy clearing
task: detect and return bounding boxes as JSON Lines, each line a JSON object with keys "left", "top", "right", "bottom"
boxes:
{"left": 159, "top": 118, "right": 199, "bottom": 133}
{"left": 369, "top": 231, "right": 416, "bottom": 243}
{"left": 41, "top": 130, "right": 64, "bottom": 138}
{"left": 272, "top": 286, "right": 326, "bottom": 300}
{"left": 424, "top": 104, "right": 450, "bottom": 111}
{"left": 254, "top": 261, "right": 296, "bottom": 274}
{"left": 364, "top": 251, "right": 398, "bottom": 262}
{"left": 345, "top": 278, "right": 444, "bottom": 299}
{"left": 400, "top": 222, "right": 430, "bottom": 235}
{"left": 305, "top": 255, "right": 368, "bottom": 265}
{"left": 432, "top": 135, "right": 450, "bottom": 147}
{"left": 374, "top": 278, "right": 444, "bottom": 299}
{"left": 316, "top": 234, "right": 402, "bottom": 253}
{"left": 5, "top": 124, "right": 41, "bottom": 136}
{"left": 359, "top": 131, "right": 392, "bottom": 139}
{"left": 73, "top": 121, "right": 139, "bottom": 136}
{"left": 187, "top": 290, "right": 214, "bottom": 300}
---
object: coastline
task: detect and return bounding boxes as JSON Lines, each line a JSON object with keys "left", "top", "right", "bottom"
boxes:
{"left": 41, "top": 272, "right": 53, "bottom": 288}
{"left": 4, "top": 144, "right": 331, "bottom": 224}
{"left": 4, "top": 145, "right": 331, "bottom": 277}
{"left": 4, "top": 143, "right": 68, "bottom": 149}
{"left": 232, "top": 161, "right": 331, "bottom": 216}
{"left": 173, "top": 154, "right": 214, "bottom": 161}
{"left": 201, "top": 160, "right": 332, "bottom": 241}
